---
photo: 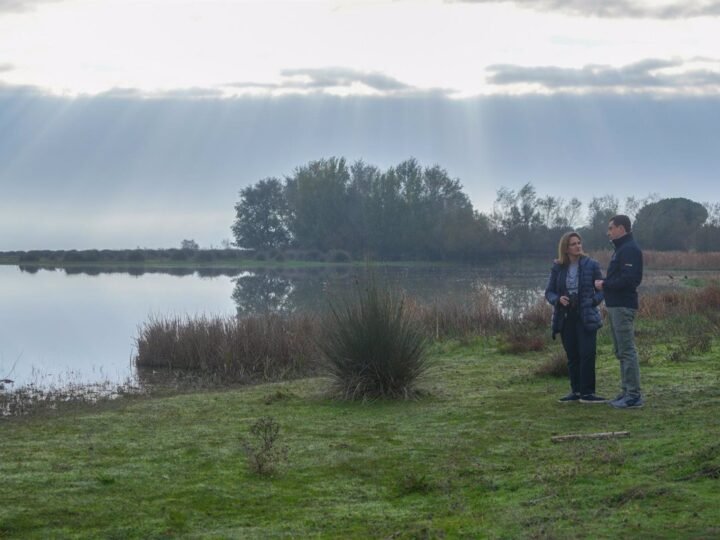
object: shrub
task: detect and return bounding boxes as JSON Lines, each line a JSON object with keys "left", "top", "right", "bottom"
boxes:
{"left": 19, "top": 252, "right": 40, "bottom": 263}
{"left": 169, "top": 249, "right": 188, "bottom": 261}
{"left": 320, "top": 281, "right": 430, "bottom": 400}
{"left": 241, "top": 417, "right": 288, "bottom": 476}
{"left": 534, "top": 349, "right": 569, "bottom": 377}
{"left": 304, "top": 249, "right": 322, "bottom": 261}
{"left": 127, "top": 250, "right": 145, "bottom": 262}
{"left": 498, "top": 322, "right": 547, "bottom": 354}
{"left": 327, "top": 249, "right": 351, "bottom": 263}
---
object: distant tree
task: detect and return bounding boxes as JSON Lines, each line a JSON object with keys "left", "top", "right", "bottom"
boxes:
{"left": 181, "top": 239, "right": 199, "bottom": 250}
{"left": 634, "top": 198, "right": 708, "bottom": 250}
{"left": 624, "top": 193, "right": 659, "bottom": 222}
{"left": 285, "top": 158, "right": 352, "bottom": 251}
{"left": 580, "top": 195, "right": 620, "bottom": 249}
{"left": 232, "top": 178, "right": 291, "bottom": 250}
{"left": 703, "top": 202, "right": 720, "bottom": 227}
{"left": 491, "top": 183, "right": 543, "bottom": 233}
{"left": 536, "top": 196, "right": 583, "bottom": 229}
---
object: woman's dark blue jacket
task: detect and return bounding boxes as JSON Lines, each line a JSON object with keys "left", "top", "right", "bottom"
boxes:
{"left": 545, "top": 256, "right": 604, "bottom": 339}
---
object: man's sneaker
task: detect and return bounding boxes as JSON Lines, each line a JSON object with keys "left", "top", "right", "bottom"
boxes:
{"left": 611, "top": 396, "right": 644, "bottom": 409}
{"left": 558, "top": 393, "right": 580, "bottom": 403}
{"left": 579, "top": 394, "right": 608, "bottom": 403}
{"left": 609, "top": 393, "right": 626, "bottom": 406}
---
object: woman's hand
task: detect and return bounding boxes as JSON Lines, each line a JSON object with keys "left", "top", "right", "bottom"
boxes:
{"left": 558, "top": 296, "right": 570, "bottom": 306}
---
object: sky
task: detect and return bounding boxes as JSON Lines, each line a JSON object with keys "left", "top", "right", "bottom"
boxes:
{"left": 1, "top": 0, "right": 719, "bottom": 249}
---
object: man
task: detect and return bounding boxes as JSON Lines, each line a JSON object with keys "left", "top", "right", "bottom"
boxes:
{"left": 594, "top": 215, "right": 644, "bottom": 409}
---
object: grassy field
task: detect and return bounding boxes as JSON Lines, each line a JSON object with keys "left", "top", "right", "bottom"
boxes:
{"left": 1, "top": 317, "right": 718, "bottom": 539}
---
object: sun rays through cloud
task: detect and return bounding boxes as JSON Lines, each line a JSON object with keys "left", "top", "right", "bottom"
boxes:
{"left": 1, "top": 0, "right": 719, "bottom": 248}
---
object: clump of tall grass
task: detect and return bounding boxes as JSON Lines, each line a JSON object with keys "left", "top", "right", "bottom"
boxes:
{"left": 319, "top": 281, "right": 430, "bottom": 400}
{"left": 533, "top": 350, "right": 569, "bottom": 378}
{"left": 135, "top": 313, "right": 320, "bottom": 383}
{"left": 639, "top": 282, "right": 720, "bottom": 319}
{"left": 497, "top": 322, "right": 547, "bottom": 354}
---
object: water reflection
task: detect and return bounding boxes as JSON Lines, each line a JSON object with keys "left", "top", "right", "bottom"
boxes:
{"left": 228, "top": 265, "right": 546, "bottom": 317}
{"left": 231, "top": 272, "right": 295, "bottom": 315}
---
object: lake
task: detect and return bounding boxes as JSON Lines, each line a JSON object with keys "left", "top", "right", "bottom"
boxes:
{"left": 0, "top": 261, "right": 684, "bottom": 391}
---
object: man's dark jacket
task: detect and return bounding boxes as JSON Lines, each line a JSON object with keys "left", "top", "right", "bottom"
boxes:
{"left": 545, "top": 255, "right": 604, "bottom": 339}
{"left": 604, "top": 233, "right": 643, "bottom": 309}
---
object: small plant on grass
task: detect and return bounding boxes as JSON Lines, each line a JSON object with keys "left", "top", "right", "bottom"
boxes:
{"left": 498, "top": 322, "right": 547, "bottom": 354}
{"left": 241, "top": 416, "right": 288, "bottom": 477}
{"left": 637, "top": 340, "right": 654, "bottom": 366}
{"left": 397, "top": 472, "right": 436, "bottom": 496}
{"left": 320, "top": 280, "right": 430, "bottom": 400}
{"left": 533, "top": 349, "right": 569, "bottom": 378}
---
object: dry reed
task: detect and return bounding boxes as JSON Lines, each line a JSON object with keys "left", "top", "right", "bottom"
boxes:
{"left": 136, "top": 313, "right": 320, "bottom": 383}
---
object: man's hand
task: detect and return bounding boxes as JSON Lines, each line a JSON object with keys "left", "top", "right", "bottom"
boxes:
{"left": 558, "top": 296, "right": 570, "bottom": 306}
{"left": 594, "top": 279, "right": 604, "bottom": 291}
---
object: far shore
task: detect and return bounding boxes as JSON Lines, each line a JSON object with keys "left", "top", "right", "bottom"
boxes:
{"left": 3, "top": 248, "right": 720, "bottom": 272}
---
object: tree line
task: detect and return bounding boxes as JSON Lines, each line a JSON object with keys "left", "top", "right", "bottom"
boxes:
{"left": 232, "top": 157, "right": 720, "bottom": 260}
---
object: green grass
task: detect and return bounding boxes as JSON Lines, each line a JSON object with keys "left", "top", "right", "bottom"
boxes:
{"left": 1, "top": 323, "right": 719, "bottom": 539}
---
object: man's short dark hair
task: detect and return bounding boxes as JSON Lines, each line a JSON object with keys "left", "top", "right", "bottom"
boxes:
{"left": 610, "top": 214, "right": 632, "bottom": 232}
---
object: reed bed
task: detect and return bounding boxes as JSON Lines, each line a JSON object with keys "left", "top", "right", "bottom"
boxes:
{"left": 407, "top": 286, "right": 507, "bottom": 340}
{"left": 639, "top": 282, "right": 720, "bottom": 319}
{"left": 135, "top": 283, "right": 719, "bottom": 383}
{"left": 135, "top": 313, "right": 320, "bottom": 383}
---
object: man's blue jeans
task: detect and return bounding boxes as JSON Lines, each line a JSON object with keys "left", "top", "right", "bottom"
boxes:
{"left": 607, "top": 307, "right": 642, "bottom": 399}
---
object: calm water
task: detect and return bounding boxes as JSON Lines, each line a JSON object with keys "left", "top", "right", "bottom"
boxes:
{"left": 0, "top": 263, "right": 550, "bottom": 390}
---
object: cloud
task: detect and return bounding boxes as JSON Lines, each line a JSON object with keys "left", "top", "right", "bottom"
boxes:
{"left": 226, "top": 67, "right": 455, "bottom": 97}
{"left": 0, "top": 63, "right": 13, "bottom": 72}
{"left": 486, "top": 58, "right": 720, "bottom": 93}
{"left": 0, "top": 0, "right": 62, "bottom": 13}
{"left": 449, "top": 0, "right": 720, "bottom": 19}
{"left": 280, "top": 67, "right": 412, "bottom": 92}
{"left": 0, "top": 81, "right": 46, "bottom": 98}
{"left": 2, "top": 90, "right": 720, "bottom": 249}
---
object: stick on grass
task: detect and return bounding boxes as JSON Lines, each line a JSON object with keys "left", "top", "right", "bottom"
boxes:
{"left": 551, "top": 431, "right": 630, "bottom": 443}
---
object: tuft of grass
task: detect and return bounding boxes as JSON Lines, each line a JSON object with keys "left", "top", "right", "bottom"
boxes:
{"left": 533, "top": 349, "right": 569, "bottom": 378}
{"left": 396, "top": 472, "right": 437, "bottom": 496}
{"left": 498, "top": 322, "right": 547, "bottom": 354}
{"left": 320, "top": 280, "right": 430, "bottom": 400}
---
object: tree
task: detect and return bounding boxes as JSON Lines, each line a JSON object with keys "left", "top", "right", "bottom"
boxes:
{"left": 180, "top": 239, "right": 199, "bottom": 250}
{"left": 624, "top": 193, "right": 659, "bottom": 222}
{"left": 491, "top": 183, "right": 543, "bottom": 233}
{"left": 536, "top": 196, "right": 583, "bottom": 229}
{"left": 285, "top": 158, "right": 352, "bottom": 251}
{"left": 634, "top": 198, "right": 708, "bottom": 250}
{"left": 581, "top": 195, "right": 620, "bottom": 249}
{"left": 232, "top": 178, "right": 291, "bottom": 250}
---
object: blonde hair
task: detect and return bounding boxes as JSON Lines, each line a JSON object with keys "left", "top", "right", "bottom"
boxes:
{"left": 557, "top": 232, "right": 585, "bottom": 266}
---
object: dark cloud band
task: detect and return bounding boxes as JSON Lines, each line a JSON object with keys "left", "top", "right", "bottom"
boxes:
{"left": 448, "top": 0, "right": 720, "bottom": 19}
{"left": 486, "top": 58, "right": 720, "bottom": 92}
{"left": 226, "top": 67, "right": 454, "bottom": 97}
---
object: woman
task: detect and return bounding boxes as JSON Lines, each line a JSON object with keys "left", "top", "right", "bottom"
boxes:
{"left": 545, "top": 232, "right": 605, "bottom": 403}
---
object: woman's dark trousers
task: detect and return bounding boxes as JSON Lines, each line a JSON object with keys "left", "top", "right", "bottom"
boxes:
{"left": 560, "top": 311, "right": 597, "bottom": 396}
